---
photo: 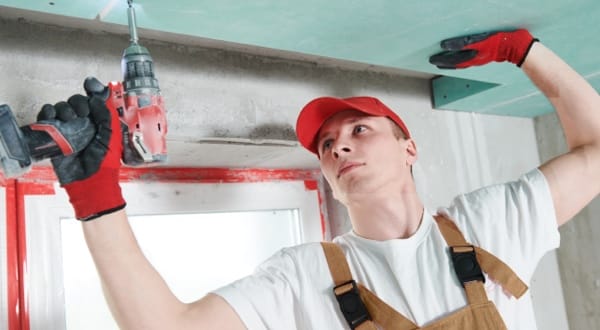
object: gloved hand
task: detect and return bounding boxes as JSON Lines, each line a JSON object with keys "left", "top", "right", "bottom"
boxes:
{"left": 429, "top": 29, "right": 538, "bottom": 69}
{"left": 39, "top": 77, "right": 126, "bottom": 220}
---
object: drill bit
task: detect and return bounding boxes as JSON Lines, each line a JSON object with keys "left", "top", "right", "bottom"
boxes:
{"left": 127, "top": 0, "right": 139, "bottom": 45}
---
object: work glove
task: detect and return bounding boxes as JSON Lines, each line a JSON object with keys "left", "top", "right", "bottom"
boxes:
{"left": 429, "top": 29, "right": 538, "bottom": 69}
{"left": 39, "top": 77, "right": 126, "bottom": 220}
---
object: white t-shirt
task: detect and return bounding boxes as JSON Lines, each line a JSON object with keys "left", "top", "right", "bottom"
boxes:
{"left": 214, "top": 169, "right": 560, "bottom": 329}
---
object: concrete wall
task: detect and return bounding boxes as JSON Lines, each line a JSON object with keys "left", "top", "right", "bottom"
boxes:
{"left": 0, "top": 12, "right": 574, "bottom": 329}
{"left": 535, "top": 113, "right": 600, "bottom": 329}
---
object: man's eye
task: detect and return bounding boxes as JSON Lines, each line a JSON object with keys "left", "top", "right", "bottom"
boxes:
{"left": 353, "top": 125, "right": 366, "bottom": 134}
{"left": 321, "top": 140, "right": 333, "bottom": 151}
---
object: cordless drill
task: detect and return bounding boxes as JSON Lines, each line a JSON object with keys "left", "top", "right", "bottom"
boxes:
{"left": 0, "top": 0, "right": 167, "bottom": 178}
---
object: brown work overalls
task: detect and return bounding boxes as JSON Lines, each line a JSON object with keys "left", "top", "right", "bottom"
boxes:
{"left": 321, "top": 215, "right": 528, "bottom": 330}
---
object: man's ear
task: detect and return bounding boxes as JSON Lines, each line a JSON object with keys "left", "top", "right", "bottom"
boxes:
{"left": 406, "top": 139, "right": 418, "bottom": 165}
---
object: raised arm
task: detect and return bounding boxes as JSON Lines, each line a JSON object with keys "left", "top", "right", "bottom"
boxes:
{"left": 42, "top": 78, "right": 244, "bottom": 330}
{"left": 521, "top": 43, "right": 600, "bottom": 226}
{"left": 430, "top": 30, "right": 600, "bottom": 226}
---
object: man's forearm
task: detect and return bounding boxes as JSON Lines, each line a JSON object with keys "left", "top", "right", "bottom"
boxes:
{"left": 521, "top": 42, "right": 600, "bottom": 150}
{"left": 82, "top": 209, "right": 187, "bottom": 330}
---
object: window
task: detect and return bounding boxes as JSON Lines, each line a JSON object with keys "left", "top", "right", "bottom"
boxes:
{"left": 20, "top": 170, "right": 322, "bottom": 329}
{"left": 62, "top": 209, "right": 303, "bottom": 329}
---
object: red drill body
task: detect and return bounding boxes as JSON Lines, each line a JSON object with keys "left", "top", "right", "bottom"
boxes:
{"left": 106, "top": 81, "right": 167, "bottom": 165}
{"left": 113, "top": 0, "right": 168, "bottom": 165}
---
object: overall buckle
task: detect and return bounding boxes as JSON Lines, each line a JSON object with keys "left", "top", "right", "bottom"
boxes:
{"left": 450, "top": 245, "right": 485, "bottom": 287}
{"left": 333, "top": 280, "right": 371, "bottom": 329}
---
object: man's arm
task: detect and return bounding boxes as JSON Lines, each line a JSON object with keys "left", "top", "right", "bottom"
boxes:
{"left": 83, "top": 209, "right": 246, "bottom": 330}
{"left": 39, "top": 80, "right": 246, "bottom": 329}
{"left": 521, "top": 43, "right": 600, "bottom": 226}
{"left": 429, "top": 30, "right": 600, "bottom": 226}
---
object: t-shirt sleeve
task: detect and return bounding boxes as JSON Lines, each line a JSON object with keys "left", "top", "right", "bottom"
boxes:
{"left": 437, "top": 168, "right": 560, "bottom": 282}
{"left": 211, "top": 248, "right": 303, "bottom": 330}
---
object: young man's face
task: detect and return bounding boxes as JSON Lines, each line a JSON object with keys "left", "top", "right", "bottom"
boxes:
{"left": 316, "top": 110, "right": 416, "bottom": 203}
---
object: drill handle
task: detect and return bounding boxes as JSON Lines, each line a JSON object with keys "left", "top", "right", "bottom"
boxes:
{"left": 0, "top": 105, "right": 95, "bottom": 178}
{"left": 23, "top": 117, "right": 96, "bottom": 161}
{"left": 0, "top": 104, "right": 32, "bottom": 177}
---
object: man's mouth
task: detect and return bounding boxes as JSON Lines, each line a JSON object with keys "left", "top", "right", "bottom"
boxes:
{"left": 337, "top": 162, "right": 364, "bottom": 178}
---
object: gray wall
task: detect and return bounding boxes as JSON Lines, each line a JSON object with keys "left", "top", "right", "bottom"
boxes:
{"left": 0, "top": 11, "right": 582, "bottom": 329}
{"left": 535, "top": 113, "right": 600, "bottom": 330}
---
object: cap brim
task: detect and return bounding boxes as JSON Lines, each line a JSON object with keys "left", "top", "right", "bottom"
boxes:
{"left": 297, "top": 96, "right": 408, "bottom": 154}
{"left": 297, "top": 97, "right": 362, "bottom": 154}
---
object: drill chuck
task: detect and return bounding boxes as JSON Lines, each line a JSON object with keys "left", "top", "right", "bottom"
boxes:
{"left": 122, "top": 44, "right": 160, "bottom": 94}
{"left": 122, "top": 1, "right": 160, "bottom": 95}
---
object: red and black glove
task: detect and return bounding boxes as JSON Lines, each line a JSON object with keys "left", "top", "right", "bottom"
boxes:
{"left": 39, "top": 77, "right": 125, "bottom": 220}
{"left": 429, "top": 29, "right": 538, "bottom": 69}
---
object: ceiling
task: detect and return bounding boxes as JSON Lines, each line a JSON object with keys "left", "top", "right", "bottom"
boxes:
{"left": 1, "top": 0, "right": 599, "bottom": 118}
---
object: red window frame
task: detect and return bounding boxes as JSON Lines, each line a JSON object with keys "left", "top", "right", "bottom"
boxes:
{"left": 3, "top": 166, "right": 322, "bottom": 330}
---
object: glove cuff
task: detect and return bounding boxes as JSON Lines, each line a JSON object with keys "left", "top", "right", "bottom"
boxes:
{"left": 516, "top": 38, "right": 539, "bottom": 67}
{"left": 64, "top": 168, "right": 126, "bottom": 221}
{"left": 504, "top": 29, "right": 538, "bottom": 66}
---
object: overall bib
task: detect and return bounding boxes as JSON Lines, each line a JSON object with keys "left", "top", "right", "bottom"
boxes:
{"left": 321, "top": 215, "right": 528, "bottom": 330}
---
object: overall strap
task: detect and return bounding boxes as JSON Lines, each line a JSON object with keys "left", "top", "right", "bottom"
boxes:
{"left": 321, "top": 242, "right": 419, "bottom": 330}
{"left": 433, "top": 215, "right": 528, "bottom": 299}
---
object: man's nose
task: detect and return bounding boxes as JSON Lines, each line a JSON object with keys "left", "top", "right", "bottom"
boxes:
{"left": 332, "top": 142, "right": 352, "bottom": 159}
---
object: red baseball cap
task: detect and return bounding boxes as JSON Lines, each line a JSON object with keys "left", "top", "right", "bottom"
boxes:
{"left": 296, "top": 96, "right": 411, "bottom": 155}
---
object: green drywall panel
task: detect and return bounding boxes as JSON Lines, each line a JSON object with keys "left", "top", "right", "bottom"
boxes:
{"left": 0, "top": 1, "right": 112, "bottom": 19}
{"left": 1, "top": 0, "right": 599, "bottom": 117}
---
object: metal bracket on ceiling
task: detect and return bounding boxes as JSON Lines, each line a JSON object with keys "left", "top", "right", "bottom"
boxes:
{"left": 430, "top": 75, "right": 499, "bottom": 111}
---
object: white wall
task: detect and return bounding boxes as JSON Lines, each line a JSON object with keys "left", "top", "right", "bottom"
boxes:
{"left": 0, "top": 11, "right": 572, "bottom": 329}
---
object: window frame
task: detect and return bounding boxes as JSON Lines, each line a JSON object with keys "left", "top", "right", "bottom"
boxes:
{"left": 2, "top": 166, "right": 324, "bottom": 330}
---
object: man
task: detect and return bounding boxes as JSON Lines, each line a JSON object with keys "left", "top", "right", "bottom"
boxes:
{"left": 41, "top": 29, "right": 600, "bottom": 329}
